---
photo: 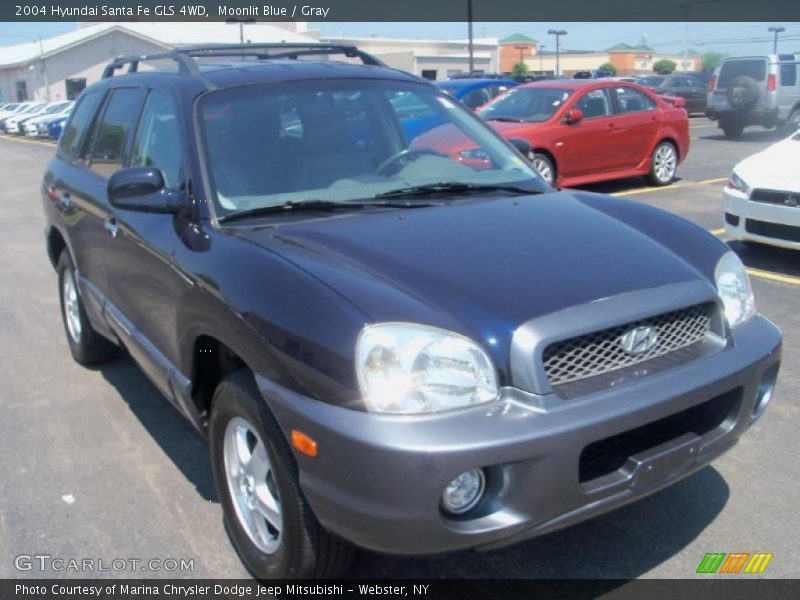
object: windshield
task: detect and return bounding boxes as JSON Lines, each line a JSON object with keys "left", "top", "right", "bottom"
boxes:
{"left": 477, "top": 87, "right": 573, "bottom": 123}
{"left": 198, "top": 79, "right": 546, "bottom": 217}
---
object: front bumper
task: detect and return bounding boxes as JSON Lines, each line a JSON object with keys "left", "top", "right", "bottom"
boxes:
{"left": 724, "top": 187, "right": 800, "bottom": 250}
{"left": 257, "top": 315, "right": 781, "bottom": 556}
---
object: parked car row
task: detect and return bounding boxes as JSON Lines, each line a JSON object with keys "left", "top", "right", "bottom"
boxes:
{"left": 0, "top": 100, "right": 74, "bottom": 139}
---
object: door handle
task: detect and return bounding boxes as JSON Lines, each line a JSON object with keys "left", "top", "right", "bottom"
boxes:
{"left": 104, "top": 217, "right": 119, "bottom": 239}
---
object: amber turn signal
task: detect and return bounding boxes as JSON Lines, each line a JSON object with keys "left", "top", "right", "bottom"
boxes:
{"left": 291, "top": 430, "right": 318, "bottom": 457}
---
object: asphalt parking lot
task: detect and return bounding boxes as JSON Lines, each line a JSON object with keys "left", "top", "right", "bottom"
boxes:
{"left": 0, "top": 117, "right": 797, "bottom": 581}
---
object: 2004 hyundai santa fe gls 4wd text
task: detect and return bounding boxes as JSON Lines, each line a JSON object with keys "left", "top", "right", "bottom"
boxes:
{"left": 42, "top": 44, "right": 782, "bottom": 579}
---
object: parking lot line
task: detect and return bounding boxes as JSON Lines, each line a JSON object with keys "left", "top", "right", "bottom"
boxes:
{"left": 610, "top": 185, "right": 683, "bottom": 197}
{"left": 699, "top": 177, "right": 728, "bottom": 185}
{"left": 0, "top": 134, "right": 55, "bottom": 148}
{"left": 745, "top": 268, "right": 800, "bottom": 286}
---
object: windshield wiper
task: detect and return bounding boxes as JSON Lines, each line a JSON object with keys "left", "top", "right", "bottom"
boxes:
{"left": 217, "top": 198, "right": 436, "bottom": 223}
{"left": 485, "top": 116, "right": 527, "bottom": 123}
{"left": 375, "top": 182, "right": 542, "bottom": 199}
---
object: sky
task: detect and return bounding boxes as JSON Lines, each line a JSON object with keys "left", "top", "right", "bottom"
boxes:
{"left": 0, "top": 21, "right": 798, "bottom": 56}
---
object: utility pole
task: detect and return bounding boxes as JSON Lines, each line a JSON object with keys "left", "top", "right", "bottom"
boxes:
{"left": 539, "top": 44, "right": 546, "bottom": 74}
{"left": 467, "top": 0, "right": 474, "bottom": 75}
{"left": 514, "top": 45, "right": 527, "bottom": 65}
{"left": 38, "top": 37, "right": 50, "bottom": 101}
{"left": 548, "top": 30, "right": 567, "bottom": 77}
{"left": 768, "top": 26, "right": 785, "bottom": 54}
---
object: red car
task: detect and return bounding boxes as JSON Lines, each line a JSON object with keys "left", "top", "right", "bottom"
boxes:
{"left": 416, "top": 79, "right": 689, "bottom": 187}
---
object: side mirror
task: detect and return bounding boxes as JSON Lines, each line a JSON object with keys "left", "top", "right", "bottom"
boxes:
{"left": 563, "top": 109, "right": 584, "bottom": 125}
{"left": 108, "top": 167, "right": 184, "bottom": 213}
{"left": 508, "top": 137, "right": 532, "bottom": 155}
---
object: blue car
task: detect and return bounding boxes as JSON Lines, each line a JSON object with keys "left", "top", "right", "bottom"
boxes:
{"left": 47, "top": 116, "right": 68, "bottom": 140}
{"left": 437, "top": 78, "right": 520, "bottom": 110}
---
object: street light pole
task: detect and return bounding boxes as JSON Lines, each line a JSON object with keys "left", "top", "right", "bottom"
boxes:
{"left": 548, "top": 29, "right": 567, "bottom": 77}
{"left": 514, "top": 45, "right": 527, "bottom": 65}
{"left": 768, "top": 27, "right": 786, "bottom": 54}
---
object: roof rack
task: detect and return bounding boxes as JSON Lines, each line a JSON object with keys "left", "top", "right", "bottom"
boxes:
{"left": 101, "top": 43, "right": 387, "bottom": 81}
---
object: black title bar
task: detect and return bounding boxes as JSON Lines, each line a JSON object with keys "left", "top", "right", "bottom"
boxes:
{"left": 4, "top": 0, "right": 800, "bottom": 22}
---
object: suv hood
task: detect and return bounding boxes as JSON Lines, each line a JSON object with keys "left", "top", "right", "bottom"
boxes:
{"left": 233, "top": 191, "right": 717, "bottom": 343}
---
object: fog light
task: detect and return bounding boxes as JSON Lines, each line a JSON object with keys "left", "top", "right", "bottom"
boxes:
{"left": 752, "top": 376, "right": 776, "bottom": 420}
{"left": 441, "top": 469, "right": 485, "bottom": 515}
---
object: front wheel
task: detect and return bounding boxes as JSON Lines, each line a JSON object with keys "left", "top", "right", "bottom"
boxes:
{"left": 529, "top": 152, "right": 555, "bottom": 185}
{"left": 209, "top": 370, "right": 354, "bottom": 579}
{"left": 646, "top": 141, "right": 678, "bottom": 186}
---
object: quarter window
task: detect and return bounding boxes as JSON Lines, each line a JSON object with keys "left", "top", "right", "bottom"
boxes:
{"left": 779, "top": 64, "right": 797, "bottom": 87}
{"left": 87, "top": 88, "right": 141, "bottom": 178}
{"left": 130, "top": 90, "right": 183, "bottom": 188}
{"left": 574, "top": 89, "right": 612, "bottom": 118}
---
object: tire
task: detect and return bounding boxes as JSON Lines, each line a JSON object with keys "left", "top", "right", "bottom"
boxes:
{"left": 645, "top": 141, "right": 678, "bottom": 187}
{"left": 721, "top": 122, "right": 744, "bottom": 140}
{"left": 726, "top": 75, "right": 759, "bottom": 112}
{"left": 57, "top": 251, "right": 118, "bottom": 365}
{"left": 529, "top": 151, "right": 555, "bottom": 185}
{"left": 786, "top": 109, "right": 800, "bottom": 133}
{"left": 209, "top": 370, "right": 354, "bottom": 580}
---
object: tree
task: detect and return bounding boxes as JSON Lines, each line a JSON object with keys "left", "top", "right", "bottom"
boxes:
{"left": 701, "top": 52, "right": 726, "bottom": 73}
{"left": 511, "top": 61, "right": 530, "bottom": 78}
{"left": 598, "top": 62, "right": 617, "bottom": 75}
{"left": 653, "top": 59, "right": 677, "bottom": 75}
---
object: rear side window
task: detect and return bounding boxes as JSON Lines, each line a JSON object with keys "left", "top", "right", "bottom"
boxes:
{"left": 130, "top": 90, "right": 183, "bottom": 189}
{"left": 611, "top": 87, "right": 657, "bottom": 114}
{"left": 780, "top": 64, "right": 797, "bottom": 87}
{"left": 87, "top": 88, "right": 141, "bottom": 178}
{"left": 58, "top": 91, "right": 101, "bottom": 161}
{"left": 718, "top": 60, "right": 766, "bottom": 87}
{"left": 575, "top": 89, "right": 612, "bottom": 118}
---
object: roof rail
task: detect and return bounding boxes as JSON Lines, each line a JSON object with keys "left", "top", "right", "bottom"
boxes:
{"left": 101, "top": 43, "right": 387, "bottom": 81}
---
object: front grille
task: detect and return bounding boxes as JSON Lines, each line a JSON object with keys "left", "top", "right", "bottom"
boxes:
{"left": 579, "top": 388, "right": 741, "bottom": 483}
{"left": 750, "top": 189, "right": 800, "bottom": 207}
{"left": 542, "top": 303, "right": 713, "bottom": 388}
{"left": 745, "top": 219, "right": 800, "bottom": 243}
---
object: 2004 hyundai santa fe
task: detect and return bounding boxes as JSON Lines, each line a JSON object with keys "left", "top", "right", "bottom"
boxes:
{"left": 42, "top": 44, "right": 782, "bottom": 579}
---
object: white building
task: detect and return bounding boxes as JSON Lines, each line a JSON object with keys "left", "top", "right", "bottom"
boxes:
{"left": 0, "top": 22, "right": 317, "bottom": 103}
{"left": 0, "top": 22, "right": 500, "bottom": 103}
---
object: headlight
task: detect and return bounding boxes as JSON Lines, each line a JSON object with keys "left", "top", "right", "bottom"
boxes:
{"left": 726, "top": 171, "right": 749, "bottom": 194}
{"left": 355, "top": 323, "right": 499, "bottom": 414}
{"left": 715, "top": 252, "right": 755, "bottom": 328}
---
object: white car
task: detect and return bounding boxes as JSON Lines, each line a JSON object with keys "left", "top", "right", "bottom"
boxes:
{"left": 2, "top": 102, "right": 47, "bottom": 133}
{"left": 22, "top": 102, "right": 73, "bottom": 136}
{"left": 724, "top": 131, "right": 800, "bottom": 250}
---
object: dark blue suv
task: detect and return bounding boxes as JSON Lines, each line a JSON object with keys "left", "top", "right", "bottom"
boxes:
{"left": 42, "top": 44, "right": 782, "bottom": 579}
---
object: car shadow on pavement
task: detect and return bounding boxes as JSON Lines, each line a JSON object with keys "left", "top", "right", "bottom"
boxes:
{"left": 699, "top": 129, "right": 789, "bottom": 143}
{"left": 352, "top": 466, "right": 729, "bottom": 581}
{"left": 96, "top": 352, "right": 218, "bottom": 503}
{"left": 729, "top": 240, "right": 800, "bottom": 278}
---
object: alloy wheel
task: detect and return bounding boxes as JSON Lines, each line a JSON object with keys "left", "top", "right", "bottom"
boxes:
{"left": 223, "top": 416, "right": 282, "bottom": 554}
{"left": 62, "top": 269, "right": 82, "bottom": 344}
{"left": 653, "top": 144, "right": 677, "bottom": 183}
